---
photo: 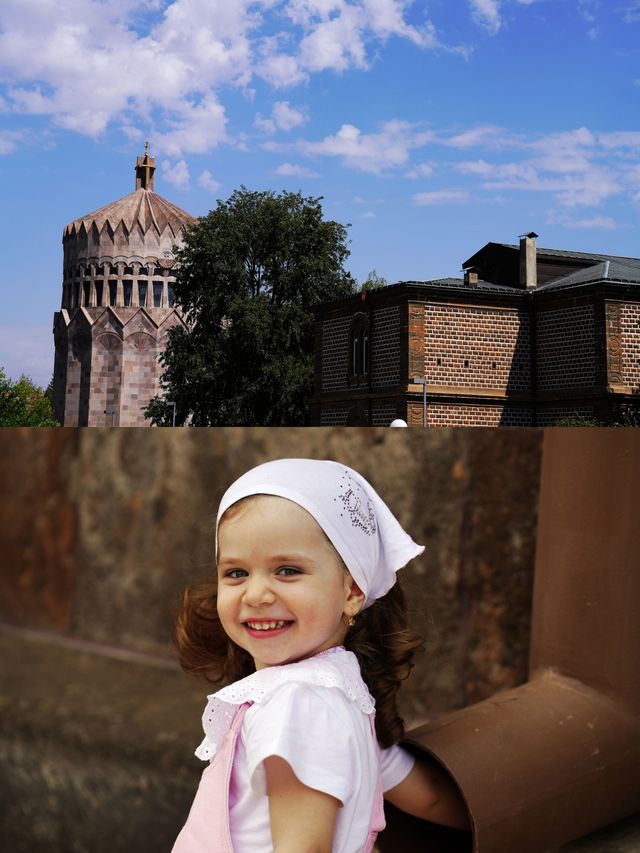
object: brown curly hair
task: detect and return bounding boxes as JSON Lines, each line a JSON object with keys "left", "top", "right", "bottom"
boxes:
{"left": 174, "top": 499, "right": 424, "bottom": 749}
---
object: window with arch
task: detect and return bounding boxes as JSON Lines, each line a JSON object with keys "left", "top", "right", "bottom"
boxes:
{"left": 349, "top": 315, "right": 369, "bottom": 378}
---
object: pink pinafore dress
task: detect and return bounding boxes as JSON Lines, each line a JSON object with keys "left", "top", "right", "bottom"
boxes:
{"left": 172, "top": 701, "right": 385, "bottom": 853}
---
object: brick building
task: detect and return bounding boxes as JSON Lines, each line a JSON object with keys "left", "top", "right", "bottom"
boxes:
{"left": 52, "top": 148, "right": 195, "bottom": 426}
{"left": 312, "top": 234, "right": 640, "bottom": 426}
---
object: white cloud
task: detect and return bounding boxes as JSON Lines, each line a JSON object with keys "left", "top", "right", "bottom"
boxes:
{"left": 577, "top": 0, "right": 597, "bottom": 24}
{"left": 0, "top": 129, "right": 26, "bottom": 155}
{"left": 298, "top": 4, "right": 368, "bottom": 72}
{"left": 161, "top": 158, "right": 190, "bottom": 190}
{"left": 121, "top": 124, "right": 145, "bottom": 142}
{"left": 273, "top": 100, "right": 307, "bottom": 130}
{"left": 0, "top": 0, "right": 247, "bottom": 153}
{"left": 529, "top": 127, "right": 596, "bottom": 174}
{"left": 598, "top": 131, "right": 640, "bottom": 150}
{"left": 456, "top": 159, "right": 538, "bottom": 181}
{"left": 361, "top": 210, "right": 376, "bottom": 218}
{"left": 259, "top": 0, "right": 442, "bottom": 84}
{"left": 293, "top": 119, "right": 434, "bottom": 173}
{"left": 548, "top": 212, "right": 618, "bottom": 230}
{"left": 155, "top": 95, "right": 228, "bottom": 156}
{"left": 255, "top": 114, "right": 277, "bottom": 134}
{"left": 276, "top": 162, "right": 320, "bottom": 177}
{"left": 0, "top": 1, "right": 451, "bottom": 154}
{"left": 258, "top": 53, "right": 308, "bottom": 88}
{"left": 405, "top": 162, "right": 435, "bottom": 178}
{"left": 198, "top": 169, "right": 222, "bottom": 193}
{"left": 469, "top": 0, "right": 502, "bottom": 34}
{"left": 450, "top": 126, "right": 631, "bottom": 208}
{"left": 413, "top": 189, "right": 470, "bottom": 205}
{"left": 255, "top": 100, "right": 308, "bottom": 134}
{"left": 361, "top": 0, "right": 438, "bottom": 47}
{"left": 621, "top": 1, "right": 640, "bottom": 23}
{"left": 444, "top": 125, "right": 512, "bottom": 148}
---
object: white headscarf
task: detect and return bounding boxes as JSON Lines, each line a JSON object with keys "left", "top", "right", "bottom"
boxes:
{"left": 216, "top": 459, "right": 424, "bottom": 608}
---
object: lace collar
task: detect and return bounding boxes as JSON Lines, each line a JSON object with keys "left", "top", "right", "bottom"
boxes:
{"left": 194, "top": 646, "right": 374, "bottom": 761}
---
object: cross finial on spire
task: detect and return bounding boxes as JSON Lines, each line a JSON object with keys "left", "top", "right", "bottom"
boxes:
{"left": 135, "top": 144, "right": 156, "bottom": 191}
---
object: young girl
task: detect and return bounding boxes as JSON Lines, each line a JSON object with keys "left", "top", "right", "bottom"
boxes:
{"left": 172, "top": 459, "right": 469, "bottom": 853}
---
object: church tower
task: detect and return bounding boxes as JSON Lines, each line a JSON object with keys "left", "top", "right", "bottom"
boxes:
{"left": 52, "top": 147, "right": 196, "bottom": 426}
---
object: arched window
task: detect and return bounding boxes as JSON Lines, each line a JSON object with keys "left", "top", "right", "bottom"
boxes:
{"left": 349, "top": 316, "right": 369, "bottom": 378}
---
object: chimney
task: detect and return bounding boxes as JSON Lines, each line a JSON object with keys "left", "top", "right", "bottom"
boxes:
{"left": 519, "top": 231, "right": 538, "bottom": 289}
{"left": 464, "top": 267, "right": 479, "bottom": 287}
{"left": 135, "top": 141, "right": 156, "bottom": 191}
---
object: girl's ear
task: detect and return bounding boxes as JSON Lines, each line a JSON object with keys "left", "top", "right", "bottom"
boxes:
{"left": 344, "top": 575, "right": 366, "bottom": 613}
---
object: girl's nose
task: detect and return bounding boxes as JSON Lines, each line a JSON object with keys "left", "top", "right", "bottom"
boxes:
{"left": 242, "top": 575, "right": 276, "bottom": 606}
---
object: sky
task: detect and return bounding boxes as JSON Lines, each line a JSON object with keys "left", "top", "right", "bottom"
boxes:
{"left": 1, "top": 0, "right": 640, "bottom": 387}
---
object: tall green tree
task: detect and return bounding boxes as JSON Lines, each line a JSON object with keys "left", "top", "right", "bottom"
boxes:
{"left": 0, "top": 369, "right": 60, "bottom": 426}
{"left": 145, "top": 188, "right": 356, "bottom": 425}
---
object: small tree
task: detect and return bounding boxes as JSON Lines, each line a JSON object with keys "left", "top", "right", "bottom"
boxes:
{"left": 0, "top": 368, "right": 60, "bottom": 426}
{"left": 145, "top": 188, "right": 356, "bottom": 426}
{"left": 360, "top": 269, "right": 388, "bottom": 291}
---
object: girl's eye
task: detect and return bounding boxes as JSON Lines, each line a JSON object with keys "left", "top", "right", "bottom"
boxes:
{"left": 277, "top": 566, "right": 300, "bottom": 577}
{"left": 224, "top": 569, "right": 247, "bottom": 579}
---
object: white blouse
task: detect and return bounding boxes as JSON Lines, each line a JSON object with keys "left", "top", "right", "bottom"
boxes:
{"left": 194, "top": 648, "right": 415, "bottom": 853}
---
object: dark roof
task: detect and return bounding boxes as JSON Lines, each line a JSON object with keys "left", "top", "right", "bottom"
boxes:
{"left": 539, "top": 258, "right": 640, "bottom": 290}
{"left": 495, "top": 243, "right": 640, "bottom": 265}
{"left": 392, "top": 277, "right": 524, "bottom": 294}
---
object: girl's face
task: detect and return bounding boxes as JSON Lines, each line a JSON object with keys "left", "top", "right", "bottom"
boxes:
{"left": 216, "top": 496, "right": 362, "bottom": 670}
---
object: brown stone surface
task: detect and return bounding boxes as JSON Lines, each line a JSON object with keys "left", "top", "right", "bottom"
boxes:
{"left": 0, "top": 430, "right": 78, "bottom": 632}
{"left": 0, "top": 428, "right": 542, "bottom": 719}
{"left": 0, "top": 626, "right": 204, "bottom": 853}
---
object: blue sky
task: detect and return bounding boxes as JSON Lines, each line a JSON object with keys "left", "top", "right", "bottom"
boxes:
{"left": 1, "top": 0, "right": 640, "bottom": 387}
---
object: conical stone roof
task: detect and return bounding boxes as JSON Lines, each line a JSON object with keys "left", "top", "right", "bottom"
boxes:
{"left": 63, "top": 188, "right": 196, "bottom": 240}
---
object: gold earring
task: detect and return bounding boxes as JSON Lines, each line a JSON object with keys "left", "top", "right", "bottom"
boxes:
{"left": 346, "top": 614, "right": 356, "bottom": 628}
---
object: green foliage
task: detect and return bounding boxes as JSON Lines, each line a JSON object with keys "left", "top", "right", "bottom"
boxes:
{"left": 145, "top": 187, "right": 356, "bottom": 425}
{"left": 552, "top": 416, "right": 603, "bottom": 427}
{"left": 0, "top": 368, "right": 60, "bottom": 427}
{"left": 360, "top": 269, "right": 388, "bottom": 291}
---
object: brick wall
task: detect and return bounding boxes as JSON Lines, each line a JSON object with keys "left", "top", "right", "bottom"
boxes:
{"left": 420, "top": 403, "right": 532, "bottom": 427}
{"left": 320, "top": 315, "right": 351, "bottom": 393}
{"left": 621, "top": 302, "right": 640, "bottom": 387}
{"left": 371, "top": 402, "right": 400, "bottom": 426}
{"left": 536, "top": 405, "right": 596, "bottom": 426}
{"left": 424, "top": 304, "right": 531, "bottom": 392}
{"left": 536, "top": 303, "right": 596, "bottom": 390}
{"left": 319, "top": 406, "right": 350, "bottom": 425}
{"left": 372, "top": 305, "right": 401, "bottom": 388}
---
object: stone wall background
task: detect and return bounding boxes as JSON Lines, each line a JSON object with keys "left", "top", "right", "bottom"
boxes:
{"left": 0, "top": 428, "right": 545, "bottom": 852}
{"left": 0, "top": 428, "right": 543, "bottom": 714}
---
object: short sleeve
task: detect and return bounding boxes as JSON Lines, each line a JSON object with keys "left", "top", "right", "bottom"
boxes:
{"left": 243, "top": 682, "right": 358, "bottom": 806}
{"left": 380, "top": 744, "right": 415, "bottom": 792}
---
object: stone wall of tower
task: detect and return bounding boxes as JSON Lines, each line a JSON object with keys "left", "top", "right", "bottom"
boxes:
{"left": 53, "top": 155, "right": 195, "bottom": 426}
{"left": 54, "top": 306, "right": 186, "bottom": 426}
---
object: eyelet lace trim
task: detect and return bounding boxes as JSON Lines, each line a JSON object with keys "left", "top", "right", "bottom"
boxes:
{"left": 194, "top": 647, "right": 374, "bottom": 761}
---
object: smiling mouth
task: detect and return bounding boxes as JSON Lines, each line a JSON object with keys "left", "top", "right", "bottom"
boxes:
{"left": 244, "top": 619, "right": 291, "bottom": 631}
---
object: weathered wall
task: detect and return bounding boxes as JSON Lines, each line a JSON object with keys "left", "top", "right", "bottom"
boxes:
{"left": 0, "top": 428, "right": 542, "bottom": 715}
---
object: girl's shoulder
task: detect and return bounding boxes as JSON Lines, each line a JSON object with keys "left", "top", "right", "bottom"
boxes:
{"left": 218, "top": 647, "right": 374, "bottom": 715}
{"left": 196, "top": 648, "right": 373, "bottom": 763}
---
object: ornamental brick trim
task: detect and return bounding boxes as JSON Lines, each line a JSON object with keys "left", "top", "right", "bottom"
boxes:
{"left": 605, "top": 302, "right": 623, "bottom": 385}
{"left": 408, "top": 303, "right": 425, "bottom": 379}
